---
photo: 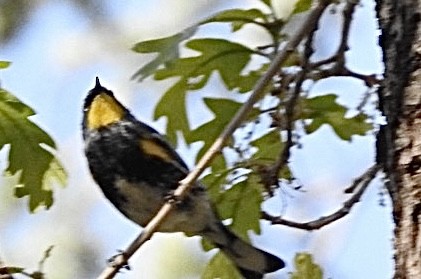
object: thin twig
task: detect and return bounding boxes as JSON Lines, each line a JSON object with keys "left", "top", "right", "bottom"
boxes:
{"left": 313, "top": 0, "right": 380, "bottom": 86}
{"left": 309, "top": 66, "right": 380, "bottom": 87}
{"left": 96, "top": 1, "right": 332, "bottom": 278}
{"left": 306, "top": 1, "right": 382, "bottom": 87}
{"left": 334, "top": 0, "right": 359, "bottom": 69}
{"left": 266, "top": 1, "right": 364, "bottom": 188}
{"left": 309, "top": 0, "right": 359, "bottom": 71}
{"left": 262, "top": 164, "right": 381, "bottom": 230}
{"left": 310, "top": 55, "right": 338, "bottom": 68}
{"left": 270, "top": 14, "right": 320, "bottom": 186}
{"left": 0, "top": 255, "right": 14, "bottom": 279}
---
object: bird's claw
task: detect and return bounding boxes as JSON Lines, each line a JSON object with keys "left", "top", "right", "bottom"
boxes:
{"left": 164, "top": 191, "right": 181, "bottom": 204}
{"left": 107, "top": 250, "right": 130, "bottom": 270}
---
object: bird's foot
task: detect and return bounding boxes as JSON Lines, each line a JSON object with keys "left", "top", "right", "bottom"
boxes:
{"left": 164, "top": 190, "right": 182, "bottom": 204}
{"left": 107, "top": 250, "right": 131, "bottom": 270}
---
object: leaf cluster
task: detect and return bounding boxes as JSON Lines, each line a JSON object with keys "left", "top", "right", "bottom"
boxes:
{"left": 130, "top": 0, "right": 373, "bottom": 276}
{"left": 0, "top": 62, "right": 66, "bottom": 211}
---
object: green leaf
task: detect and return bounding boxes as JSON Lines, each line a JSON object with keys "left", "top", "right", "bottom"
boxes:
{"left": 0, "top": 60, "right": 11, "bottom": 69}
{"left": 202, "top": 252, "right": 242, "bottom": 279}
{"left": 210, "top": 154, "right": 228, "bottom": 173}
{"left": 132, "top": 26, "right": 197, "bottom": 81}
{"left": 249, "top": 130, "right": 294, "bottom": 183}
{"left": 186, "top": 98, "right": 259, "bottom": 160}
{"left": 236, "top": 63, "right": 269, "bottom": 93}
{"left": 202, "top": 171, "right": 226, "bottom": 203}
{"left": 238, "top": 59, "right": 301, "bottom": 94}
{"left": 0, "top": 89, "right": 66, "bottom": 211}
{"left": 43, "top": 158, "right": 67, "bottom": 186}
{"left": 251, "top": 130, "right": 283, "bottom": 162}
{"left": 290, "top": 252, "right": 323, "bottom": 279}
{"left": 200, "top": 236, "right": 215, "bottom": 252}
{"left": 155, "top": 38, "right": 254, "bottom": 90}
{"left": 302, "top": 94, "right": 372, "bottom": 141}
{"left": 150, "top": 40, "right": 254, "bottom": 141}
{"left": 201, "top": 157, "right": 229, "bottom": 197}
{"left": 216, "top": 179, "right": 263, "bottom": 241}
{"left": 292, "top": 0, "right": 313, "bottom": 14}
{"left": 201, "top": 9, "right": 267, "bottom": 32}
{"left": 154, "top": 80, "right": 189, "bottom": 144}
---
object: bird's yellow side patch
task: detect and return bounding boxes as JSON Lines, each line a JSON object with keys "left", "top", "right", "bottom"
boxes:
{"left": 87, "top": 93, "right": 125, "bottom": 129}
{"left": 139, "top": 139, "right": 173, "bottom": 162}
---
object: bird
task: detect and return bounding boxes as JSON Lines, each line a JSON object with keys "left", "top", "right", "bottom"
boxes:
{"left": 82, "top": 77, "right": 285, "bottom": 278}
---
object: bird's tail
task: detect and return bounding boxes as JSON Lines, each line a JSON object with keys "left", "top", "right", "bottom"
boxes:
{"left": 201, "top": 222, "right": 285, "bottom": 279}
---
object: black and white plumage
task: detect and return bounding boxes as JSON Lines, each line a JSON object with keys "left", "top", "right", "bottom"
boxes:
{"left": 82, "top": 78, "right": 285, "bottom": 278}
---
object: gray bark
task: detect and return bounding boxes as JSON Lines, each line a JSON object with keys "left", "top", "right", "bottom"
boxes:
{"left": 376, "top": 0, "right": 421, "bottom": 278}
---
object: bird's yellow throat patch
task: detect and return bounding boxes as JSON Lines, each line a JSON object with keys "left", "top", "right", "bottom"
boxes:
{"left": 87, "top": 93, "right": 125, "bottom": 129}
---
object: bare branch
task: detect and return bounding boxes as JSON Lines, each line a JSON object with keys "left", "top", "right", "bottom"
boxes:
{"left": 268, "top": 14, "right": 321, "bottom": 192}
{"left": 310, "top": 65, "right": 381, "bottom": 87}
{"left": 263, "top": 0, "right": 375, "bottom": 193}
{"left": 307, "top": 0, "right": 381, "bottom": 87}
{"left": 335, "top": 0, "right": 359, "bottom": 68}
{"left": 262, "top": 164, "right": 381, "bottom": 230}
{"left": 96, "top": 1, "right": 333, "bottom": 278}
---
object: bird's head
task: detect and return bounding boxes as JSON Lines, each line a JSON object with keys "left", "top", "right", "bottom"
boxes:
{"left": 83, "top": 77, "right": 127, "bottom": 130}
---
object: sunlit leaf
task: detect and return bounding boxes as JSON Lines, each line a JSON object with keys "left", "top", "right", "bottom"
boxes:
{"left": 251, "top": 131, "right": 292, "bottom": 182}
{"left": 0, "top": 89, "right": 66, "bottom": 211}
{"left": 237, "top": 63, "right": 270, "bottom": 93}
{"left": 202, "top": 252, "right": 242, "bottom": 279}
{"left": 302, "top": 94, "right": 372, "bottom": 141}
{"left": 251, "top": 130, "right": 283, "bottom": 161}
{"left": 290, "top": 252, "right": 323, "bottom": 279}
{"left": 43, "top": 158, "right": 67, "bottom": 187}
{"left": 216, "top": 179, "right": 263, "bottom": 240}
{"left": 148, "top": 39, "right": 254, "bottom": 141}
{"left": 155, "top": 38, "right": 254, "bottom": 90}
{"left": 132, "top": 26, "right": 197, "bottom": 81}
{"left": 201, "top": 8, "right": 267, "bottom": 32}
{"left": 186, "top": 98, "right": 259, "bottom": 160}
{"left": 0, "top": 60, "right": 11, "bottom": 69}
{"left": 200, "top": 156, "right": 229, "bottom": 204}
{"left": 292, "top": 0, "right": 313, "bottom": 14}
{"left": 154, "top": 80, "right": 189, "bottom": 144}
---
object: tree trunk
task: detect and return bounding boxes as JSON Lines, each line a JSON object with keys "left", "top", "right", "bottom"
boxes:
{"left": 376, "top": 0, "right": 421, "bottom": 278}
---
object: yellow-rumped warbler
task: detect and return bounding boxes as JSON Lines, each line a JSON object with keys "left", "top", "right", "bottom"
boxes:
{"left": 82, "top": 78, "right": 285, "bottom": 278}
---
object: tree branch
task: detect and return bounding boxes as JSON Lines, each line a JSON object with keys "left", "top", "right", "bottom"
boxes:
{"left": 262, "top": 164, "right": 381, "bottom": 230}
{"left": 0, "top": 255, "right": 14, "bottom": 279}
{"left": 96, "top": 1, "right": 333, "bottom": 278}
{"left": 264, "top": 0, "right": 374, "bottom": 193}
{"left": 335, "top": 0, "right": 359, "bottom": 68}
{"left": 267, "top": 13, "right": 320, "bottom": 193}
{"left": 310, "top": 63, "right": 381, "bottom": 87}
{"left": 307, "top": 0, "right": 381, "bottom": 87}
